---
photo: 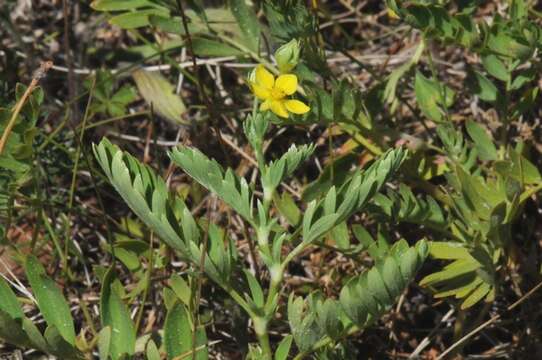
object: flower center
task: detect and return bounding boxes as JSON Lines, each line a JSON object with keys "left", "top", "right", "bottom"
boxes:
{"left": 270, "top": 87, "right": 285, "bottom": 100}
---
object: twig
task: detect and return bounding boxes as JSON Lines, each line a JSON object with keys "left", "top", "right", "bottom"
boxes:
{"left": 437, "top": 280, "right": 542, "bottom": 360}
{"left": 409, "top": 308, "right": 455, "bottom": 358}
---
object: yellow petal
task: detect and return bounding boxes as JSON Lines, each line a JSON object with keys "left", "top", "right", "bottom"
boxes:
{"left": 255, "top": 65, "right": 274, "bottom": 89}
{"left": 275, "top": 74, "right": 297, "bottom": 95}
{"left": 251, "top": 82, "right": 271, "bottom": 100}
{"left": 270, "top": 100, "right": 289, "bottom": 118}
{"left": 260, "top": 100, "right": 271, "bottom": 111}
{"left": 284, "top": 99, "right": 310, "bottom": 114}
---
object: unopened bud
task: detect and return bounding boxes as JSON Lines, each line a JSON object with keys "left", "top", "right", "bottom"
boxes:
{"left": 274, "top": 39, "right": 300, "bottom": 74}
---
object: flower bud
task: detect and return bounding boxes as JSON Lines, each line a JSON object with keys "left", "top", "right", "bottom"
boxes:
{"left": 274, "top": 39, "right": 300, "bottom": 74}
{"left": 247, "top": 66, "right": 257, "bottom": 83}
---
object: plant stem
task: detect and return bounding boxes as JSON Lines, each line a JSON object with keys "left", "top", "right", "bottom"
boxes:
{"left": 254, "top": 317, "right": 272, "bottom": 359}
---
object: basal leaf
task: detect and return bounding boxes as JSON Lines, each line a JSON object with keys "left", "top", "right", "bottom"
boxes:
{"left": 0, "top": 277, "right": 23, "bottom": 320}
{"left": 164, "top": 302, "right": 208, "bottom": 360}
{"left": 100, "top": 268, "right": 136, "bottom": 360}
{"left": 44, "top": 326, "right": 84, "bottom": 360}
{"left": 25, "top": 255, "right": 75, "bottom": 345}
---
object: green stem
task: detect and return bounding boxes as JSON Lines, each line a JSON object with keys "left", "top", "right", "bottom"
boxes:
{"left": 254, "top": 316, "right": 272, "bottom": 359}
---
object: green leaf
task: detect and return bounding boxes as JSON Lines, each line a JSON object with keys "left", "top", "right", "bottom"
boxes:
{"left": 164, "top": 302, "right": 191, "bottom": 360}
{"left": 98, "top": 326, "right": 111, "bottom": 360}
{"left": 469, "top": 71, "right": 498, "bottom": 102}
{"left": 0, "top": 309, "right": 31, "bottom": 348}
{"left": 93, "top": 139, "right": 188, "bottom": 253}
{"left": 273, "top": 192, "right": 301, "bottom": 226}
{"left": 169, "top": 146, "right": 253, "bottom": 221}
{"left": 113, "top": 247, "right": 141, "bottom": 271}
{"left": 420, "top": 258, "right": 480, "bottom": 286}
{"left": 287, "top": 295, "right": 324, "bottom": 352}
{"left": 482, "top": 54, "right": 510, "bottom": 82}
{"left": 495, "top": 148, "right": 542, "bottom": 185}
{"left": 384, "top": 41, "right": 424, "bottom": 105}
{"left": 192, "top": 38, "right": 244, "bottom": 57}
{"left": 274, "top": 335, "right": 293, "bottom": 360}
{"left": 91, "top": 0, "right": 158, "bottom": 11}
{"left": 429, "top": 241, "right": 471, "bottom": 260}
{"left": 229, "top": 0, "right": 260, "bottom": 51}
{"left": 109, "top": 9, "right": 170, "bottom": 29}
{"left": 266, "top": 144, "right": 315, "bottom": 190}
{"left": 244, "top": 270, "right": 264, "bottom": 308}
{"left": 146, "top": 339, "right": 161, "bottom": 360}
{"left": 132, "top": 69, "right": 187, "bottom": 125}
{"left": 465, "top": 120, "right": 497, "bottom": 161}
{"left": 25, "top": 255, "right": 75, "bottom": 345}
{"left": 304, "top": 214, "right": 340, "bottom": 244}
{"left": 169, "top": 274, "right": 192, "bottom": 307}
{"left": 22, "top": 318, "right": 49, "bottom": 351}
{"left": 367, "top": 267, "right": 392, "bottom": 306}
{"left": 164, "top": 302, "right": 208, "bottom": 360}
{"left": 340, "top": 240, "right": 428, "bottom": 328}
{"left": 0, "top": 277, "right": 23, "bottom": 319}
{"left": 460, "top": 282, "right": 491, "bottom": 309}
{"left": 415, "top": 71, "right": 444, "bottom": 122}
{"left": 380, "top": 256, "right": 404, "bottom": 298}
{"left": 315, "top": 298, "right": 343, "bottom": 339}
{"left": 44, "top": 326, "right": 84, "bottom": 360}
{"left": 100, "top": 268, "right": 136, "bottom": 360}
{"left": 510, "top": 68, "right": 536, "bottom": 90}
{"left": 329, "top": 221, "right": 349, "bottom": 249}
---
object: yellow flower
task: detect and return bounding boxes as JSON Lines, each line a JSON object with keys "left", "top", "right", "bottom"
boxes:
{"left": 250, "top": 65, "right": 310, "bottom": 118}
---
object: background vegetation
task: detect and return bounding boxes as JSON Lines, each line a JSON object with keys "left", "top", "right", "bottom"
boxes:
{"left": 1, "top": 0, "right": 542, "bottom": 359}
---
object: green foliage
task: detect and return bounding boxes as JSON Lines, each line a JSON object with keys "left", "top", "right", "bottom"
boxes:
{"left": 288, "top": 239, "right": 428, "bottom": 354}
{"left": 228, "top": 0, "right": 260, "bottom": 52}
{"left": 85, "top": 70, "right": 137, "bottom": 118}
{"left": 94, "top": 138, "right": 188, "bottom": 253}
{"left": 25, "top": 255, "right": 76, "bottom": 345}
{"left": 0, "top": 261, "right": 83, "bottom": 359}
{"left": 169, "top": 146, "right": 254, "bottom": 221}
{"left": 0, "top": 84, "right": 43, "bottom": 237}
{"left": 3, "top": 1, "right": 542, "bottom": 359}
{"left": 100, "top": 268, "right": 136, "bottom": 359}
{"left": 372, "top": 184, "right": 447, "bottom": 229}
{"left": 91, "top": 116, "right": 417, "bottom": 359}
{"left": 339, "top": 240, "right": 428, "bottom": 327}
{"left": 164, "top": 302, "right": 208, "bottom": 360}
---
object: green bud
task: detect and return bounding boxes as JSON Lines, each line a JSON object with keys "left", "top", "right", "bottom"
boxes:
{"left": 247, "top": 66, "right": 257, "bottom": 83}
{"left": 274, "top": 39, "right": 300, "bottom": 74}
